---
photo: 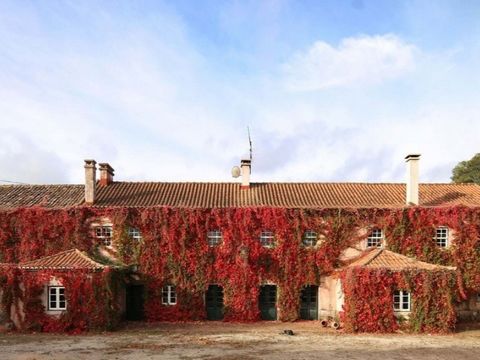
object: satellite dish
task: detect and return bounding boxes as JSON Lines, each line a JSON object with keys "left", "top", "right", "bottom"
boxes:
{"left": 231, "top": 166, "right": 241, "bottom": 178}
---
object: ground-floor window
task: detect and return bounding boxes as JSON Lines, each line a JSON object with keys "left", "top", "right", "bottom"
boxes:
{"left": 162, "top": 285, "right": 177, "bottom": 305}
{"left": 393, "top": 290, "right": 410, "bottom": 312}
{"left": 48, "top": 286, "right": 66, "bottom": 310}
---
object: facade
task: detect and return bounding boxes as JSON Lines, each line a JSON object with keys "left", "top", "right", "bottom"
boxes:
{"left": 0, "top": 155, "right": 480, "bottom": 332}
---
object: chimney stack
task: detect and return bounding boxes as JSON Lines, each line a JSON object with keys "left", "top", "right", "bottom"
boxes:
{"left": 98, "top": 163, "right": 115, "bottom": 186}
{"left": 240, "top": 158, "right": 251, "bottom": 189}
{"left": 405, "top": 154, "right": 420, "bottom": 205}
{"left": 84, "top": 159, "right": 97, "bottom": 204}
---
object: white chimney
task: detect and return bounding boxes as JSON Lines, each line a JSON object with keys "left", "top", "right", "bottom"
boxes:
{"left": 84, "top": 159, "right": 97, "bottom": 204}
{"left": 405, "top": 154, "right": 420, "bottom": 205}
{"left": 240, "top": 158, "right": 251, "bottom": 188}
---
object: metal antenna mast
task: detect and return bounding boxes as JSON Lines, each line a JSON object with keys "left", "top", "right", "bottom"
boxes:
{"left": 247, "top": 126, "right": 253, "bottom": 161}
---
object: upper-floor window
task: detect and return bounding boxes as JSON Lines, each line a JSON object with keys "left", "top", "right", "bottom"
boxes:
{"left": 207, "top": 230, "right": 222, "bottom": 247}
{"left": 434, "top": 227, "right": 449, "bottom": 248}
{"left": 302, "top": 230, "right": 318, "bottom": 247}
{"left": 95, "top": 225, "right": 113, "bottom": 246}
{"left": 259, "top": 231, "right": 275, "bottom": 247}
{"left": 48, "top": 286, "right": 66, "bottom": 311}
{"left": 393, "top": 290, "right": 410, "bottom": 312}
{"left": 367, "top": 228, "right": 383, "bottom": 248}
{"left": 128, "top": 227, "right": 143, "bottom": 242}
{"left": 162, "top": 285, "right": 177, "bottom": 305}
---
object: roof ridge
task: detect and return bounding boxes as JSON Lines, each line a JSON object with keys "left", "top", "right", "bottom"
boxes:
{"left": 363, "top": 248, "right": 384, "bottom": 266}
{"left": 383, "top": 249, "right": 457, "bottom": 270}
{"left": 105, "top": 181, "right": 480, "bottom": 185}
{"left": 0, "top": 184, "right": 83, "bottom": 187}
{"left": 73, "top": 249, "right": 105, "bottom": 268}
{"left": 19, "top": 248, "right": 78, "bottom": 265}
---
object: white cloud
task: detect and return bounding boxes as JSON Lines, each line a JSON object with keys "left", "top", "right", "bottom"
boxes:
{"left": 0, "top": 2, "right": 477, "bottom": 186}
{"left": 282, "top": 34, "right": 417, "bottom": 91}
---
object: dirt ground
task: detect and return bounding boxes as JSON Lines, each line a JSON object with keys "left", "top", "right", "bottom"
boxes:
{"left": 1, "top": 322, "right": 480, "bottom": 360}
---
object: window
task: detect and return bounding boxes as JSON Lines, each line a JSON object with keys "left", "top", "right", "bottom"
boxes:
{"left": 393, "top": 290, "right": 410, "bottom": 312}
{"left": 367, "top": 228, "right": 383, "bottom": 248}
{"left": 162, "top": 285, "right": 177, "bottom": 305}
{"left": 434, "top": 227, "right": 449, "bottom": 248}
{"left": 207, "top": 230, "right": 222, "bottom": 246}
{"left": 302, "top": 230, "right": 318, "bottom": 247}
{"left": 259, "top": 231, "right": 275, "bottom": 247}
{"left": 95, "top": 225, "right": 113, "bottom": 246}
{"left": 48, "top": 286, "right": 66, "bottom": 311}
{"left": 128, "top": 227, "right": 142, "bottom": 241}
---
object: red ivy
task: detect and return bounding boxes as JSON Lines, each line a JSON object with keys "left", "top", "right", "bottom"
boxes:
{"left": 0, "top": 205, "right": 478, "bottom": 332}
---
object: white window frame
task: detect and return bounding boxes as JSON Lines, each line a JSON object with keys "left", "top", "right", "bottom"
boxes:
{"left": 302, "top": 230, "right": 318, "bottom": 247}
{"left": 259, "top": 231, "right": 275, "bottom": 247}
{"left": 162, "top": 285, "right": 177, "bottom": 305}
{"left": 128, "top": 227, "right": 143, "bottom": 241}
{"left": 434, "top": 226, "right": 449, "bottom": 248}
{"left": 48, "top": 286, "right": 67, "bottom": 311}
{"left": 393, "top": 290, "right": 411, "bottom": 312}
{"left": 207, "top": 230, "right": 222, "bottom": 247}
{"left": 367, "top": 228, "right": 384, "bottom": 248}
{"left": 95, "top": 225, "right": 113, "bottom": 246}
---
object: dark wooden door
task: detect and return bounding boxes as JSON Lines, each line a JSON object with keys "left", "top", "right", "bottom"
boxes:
{"left": 126, "top": 285, "right": 144, "bottom": 321}
{"left": 300, "top": 285, "right": 318, "bottom": 320}
{"left": 206, "top": 285, "right": 224, "bottom": 320}
{"left": 259, "top": 285, "right": 277, "bottom": 320}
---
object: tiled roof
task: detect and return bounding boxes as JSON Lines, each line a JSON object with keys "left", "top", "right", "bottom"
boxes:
{"left": 0, "top": 184, "right": 84, "bottom": 209}
{"left": 346, "top": 249, "right": 456, "bottom": 271}
{"left": 1, "top": 182, "right": 480, "bottom": 209}
{"left": 92, "top": 182, "right": 480, "bottom": 208}
{"left": 18, "top": 249, "right": 106, "bottom": 270}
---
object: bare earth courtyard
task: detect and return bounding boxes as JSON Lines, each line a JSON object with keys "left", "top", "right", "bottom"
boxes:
{"left": 1, "top": 322, "right": 480, "bottom": 360}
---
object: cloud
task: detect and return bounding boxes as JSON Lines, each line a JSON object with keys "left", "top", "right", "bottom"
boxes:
{"left": 0, "top": 3, "right": 478, "bottom": 186}
{"left": 282, "top": 34, "right": 417, "bottom": 91}
{"left": 0, "top": 129, "right": 69, "bottom": 184}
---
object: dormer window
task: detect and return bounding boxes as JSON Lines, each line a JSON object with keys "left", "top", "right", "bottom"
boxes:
{"left": 434, "top": 227, "right": 449, "bottom": 248}
{"left": 207, "top": 230, "right": 222, "bottom": 247}
{"left": 367, "top": 228, "right": 383, "bottom": 248}
{"left": 95, "top": 225, "right": 113, "bottom": 246}
{"left": 128, "top": 227, "right": 143, "bottom": 242}
{"left": 302, "top": 230, "right": 318, "bottom": 247}
{"left": 259, "top": 231, "right": 275, "bottom": 247}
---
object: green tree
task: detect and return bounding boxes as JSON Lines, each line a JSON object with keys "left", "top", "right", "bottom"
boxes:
{"left": 451, "top": 153, "right": 480, "bottom": 184}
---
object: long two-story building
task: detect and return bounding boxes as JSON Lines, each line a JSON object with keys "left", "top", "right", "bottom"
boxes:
{"left": 0, "top": 154, "right": 479, "bottom": 332}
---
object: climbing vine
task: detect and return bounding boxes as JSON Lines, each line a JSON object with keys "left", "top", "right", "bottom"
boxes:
{"left": 0, "top": 265, "right": 122, "bottom": 333}
{"left": 340, "top": 267, "right": 457, "bottom": 333}
{"left": 0, "top": 205, "right": 478, "bottom": 332}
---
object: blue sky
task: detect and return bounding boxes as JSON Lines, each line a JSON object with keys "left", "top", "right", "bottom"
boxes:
{"left": 0, "top": 1, "right": 479, "bottom": 184}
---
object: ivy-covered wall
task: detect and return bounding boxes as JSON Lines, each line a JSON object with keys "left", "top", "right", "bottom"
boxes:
{"left": 0, "top": 266, "right": 122, "bottom": 333}
{"left": 340, "top": 268, "right": 457, "bottom": 333}
{"left": 0, "top": 205, "right": 479, "bottom": 332}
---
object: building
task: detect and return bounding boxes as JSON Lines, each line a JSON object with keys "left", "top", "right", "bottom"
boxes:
{"left": 0, "top": 155, "right": 480, "bottom": 333}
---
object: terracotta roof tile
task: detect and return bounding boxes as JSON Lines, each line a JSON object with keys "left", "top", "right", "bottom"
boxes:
{"left": 1, "top": 182, "right": 480, "bottom": 209}
{"left": 346, "top": 249, "right": 456, "bottom": 271}
{"left": 18, "top": 249, "right": 106, "bottom": 270}
{"left": 92, "top": 182, "right": 480, "bottom": 208}
{"left": 0, "top": 185, "right": 84, "bottom": 209}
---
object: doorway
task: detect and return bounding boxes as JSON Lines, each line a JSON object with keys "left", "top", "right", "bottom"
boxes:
{"left": 125, "top": 284, "right": 145, "bottom": 321}
{"left": 206, "top": 285, "right": 224, "bottom": 320}
{"left": 259, "top": 285, "right": 277, "bottom": 320}
{"left": 300, "top": 285, "right": 318, "bottom": 320}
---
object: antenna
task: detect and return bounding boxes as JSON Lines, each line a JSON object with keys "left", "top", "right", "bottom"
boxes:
{"left": 247, "top": 126, "right": 252, "bottom": 161}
